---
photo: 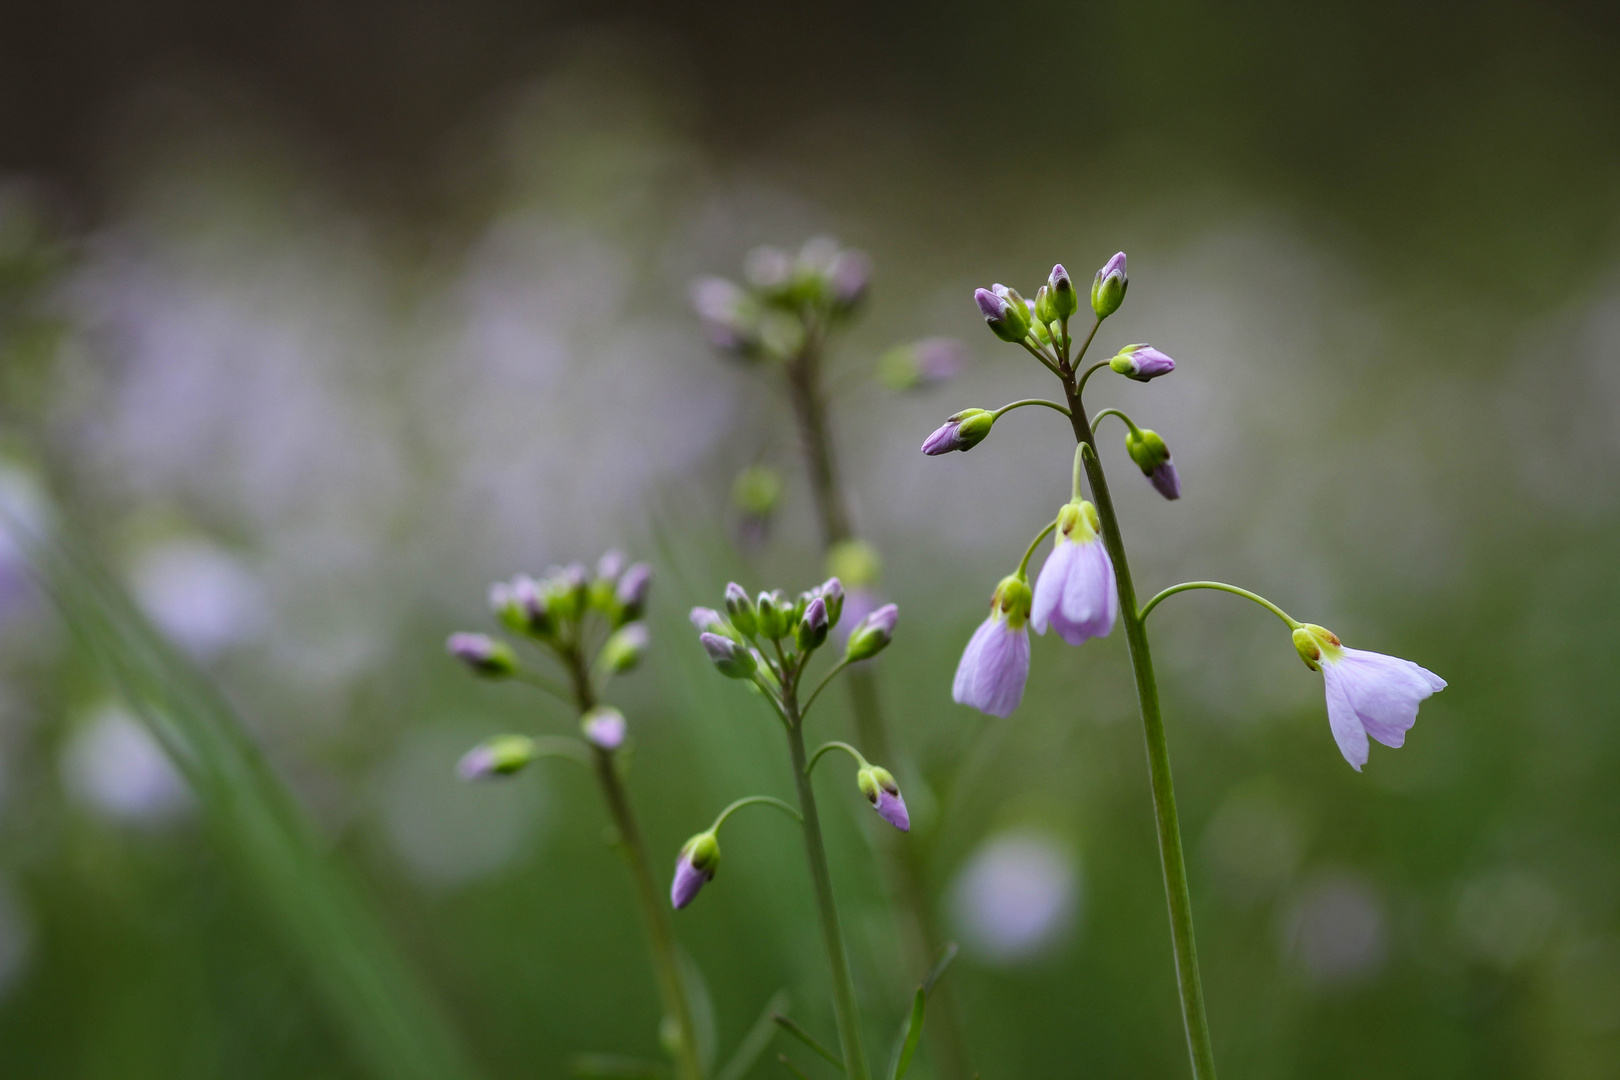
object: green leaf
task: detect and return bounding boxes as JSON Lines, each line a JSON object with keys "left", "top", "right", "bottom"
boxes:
{"left": 716, "top": 991, "right": 791, "bottom": 1080}
{"left": 570, "top": 1055, "right": 673, "bottom": 1080}
{"left": 678, "top": 946, "right": 719, "bottom": 1074}
{"left": 11, "top": 513, "right": 481, "bottom": 1080}
{"left": 886, "top": 943, "right": 960, "bottom": 1080}
{"left": 776, "top": 1055, "right": 814, "bottom": 1080}
{"left": 771, "top": 1014, "right": 844, "bottom": 1073}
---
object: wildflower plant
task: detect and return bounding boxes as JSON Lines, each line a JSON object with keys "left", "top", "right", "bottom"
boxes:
{"left": 922, "top": 253, "right": 1446, "bottom": 1078}
{"left": 693, "top": 240, "right": 969, "bottom": 1078}
{"left": 681, "top": 581, "right": 949, "bottom": 1080}
{"left": 446, "top": 554, "right": 709, "bottom": 1080}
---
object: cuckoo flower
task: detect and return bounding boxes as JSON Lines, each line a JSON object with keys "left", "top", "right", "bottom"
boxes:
{"left": 1110, "top": 343, "right": 1175, "bottom": 382}
{"left": 671, "top": 831, "right": 720, "bottom": 909}
{"left": 857, "top": 765, "right": 910, "bottom": 832}
{"left": 922, "top": 408, "right": 995, "bottom": 455}
{"left": 1294, "top": 624, "right": 1447, "bottom": 771}
{"left": 1032, "top": 501, "right": 1118, "bottom": 645}
{"left": 953, "top": 575, "right": 1033, "bottom": 718}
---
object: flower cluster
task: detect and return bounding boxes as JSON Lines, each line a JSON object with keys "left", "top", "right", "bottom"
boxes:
{"left": 691, "top": 237, "right": 869, "bottom": 362}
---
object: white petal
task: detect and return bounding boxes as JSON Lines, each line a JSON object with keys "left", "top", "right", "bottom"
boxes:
{"left": 1335, "top": 648, "right": 1443, "bottom": 749}
{"left": 1321, "top": 663, "right": 1370, "bottom": 771}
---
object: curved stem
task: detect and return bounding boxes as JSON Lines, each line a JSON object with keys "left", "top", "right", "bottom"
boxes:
{"left": 1017, "top": 519, "right": 1059, "bottom": 580}
{"left": 1075, "top": 359, "right": 1111, "bottom": 400}
{"left": 711, "top": 794, "right": 803, "bottom": 832}
{"left": 563, "top": 647, "right": 704, "bottom": 1080}
{"left": 528, "top": 735, "right": 596, "bottom": 767}
{"left": 1073, "top": 315, "right": 1102, "bottom": 368}
{"left": 1062, "top": 374, "right": 1218, "bottom": 1080}
{"left": 800, "top": 658, "right": 850, "bottom": 719}
{"left": 1139, "top": 581, "right": 1301, "bottom": 630}
{"left": 992, "top": 398, "right": 1073, "bottom": 420}
{"left": 1072, "top": 442, "right": 1090, "bottom": 502}
{"left": 749, "top": 673, "right": 794, "bottom": 730}
{"left": 1018, "top": 340, "right": 1064, "bottom": 378}
{"left": 1091, "top": 407, "right": 1141, "bottom": 437}
{"left": 785, "top": 707, "right": 873, "bottom": 1080}
{"left": 807, "top": 740, "right": 870, "bottom": 775}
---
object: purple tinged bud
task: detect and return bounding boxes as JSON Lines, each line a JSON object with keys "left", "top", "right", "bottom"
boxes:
{"left": 796, "top": 596, "right": 830, "bottom": 651}
{"left": 1124, "top": 428, "right": 1180, "bottom": 500}
{"left": 1149, "top": 460, "right": 1181, "bottom": 500}
{"left": 857, "top": 766, "right": 909, "bottom": 831}
{"left": 817, "top": 577, "right": 844, "bottom": 627}
{"left": 877, "top": 337, "right": 968, "bottom": 391}
{"left": 921, "top": 408, "right": 995, "bottom": 455}
{"left": 596, "top": 549, "right": 625, "bottom": 582}
{"left": 828, "top": 250, "right": 871, "bottom": 309}
{"left": 601, "top": 622, "right": 649, "bottom": 673}
{"left": 724, "top": 582, "right": 758, "bottom": 635}
{"left": 845, "top": 602, "right": 898, "bottom": 661}
{"left": 701, "top": 632, "right": 757, "bottom": 678}
{"left": 671, "top": 831, "right": 720, "bottom": 909}
{"left": 689, "top": 606, "right": 725, "bottom": 632}
{"left": 975, "top": 285, "right": 1030, "bottom": 342}
{"left": 447, "top": 632, "right": 517, "bottom": 678}
{"left": 615, "top": 563, "right": 653, "bottom": 620}
{"left": 457, "top": 734, "right": 537, "bottom": 779}
{"left": 691, "top": 276, "right": 761, "bottom": 355}
{"left": 1048, "top": 264, "right": 1078, "bottom": 318}
{"left": 581, "top": 706, "right": 627, "bottom": 751}
{"left": 1110, "top": 343, "right": 1175, "bottom": 382}
{"left": 1091, "top": 251, "right": 1128, "bottom": 318}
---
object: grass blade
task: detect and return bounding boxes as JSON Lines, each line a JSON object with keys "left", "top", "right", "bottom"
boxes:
{"left": 771, "top": 1014, "right": 844, "bottom": 1073}
{"left": 886, "top": 943, "right": 959, "bottom": 1080}
{"left": 716, "top": 991, "right": 791, "bottom": 1080}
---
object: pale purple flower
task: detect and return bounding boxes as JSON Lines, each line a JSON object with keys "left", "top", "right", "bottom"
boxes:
{"left": 975, "top": 287, "right": 1009, "bottom": 321}
{"left": 616, "top": 562, "right": 652, "bottom": 612}
{"left": 953, "top": 577, "right": 1033, "bottom": 718}
{"left": 1031, "top": 503, "right": 1118, "bottom": 645}
{"left": 1110, "top": 344, "right": 1176, "bottom": 382}
{"left": 921, "top": 409, "right": 993, "bottom": 455}
{"left": 1099, "top": 251, "right": 1127, "bottom": 279}
{"left": 446, "top": 632, "right": 515, "bottom": 677}
{"left": 858, "top": 766, "right": 910, "bottom": 831}
{"left": 691, "top": 276, "right": 758, "bottom": 351}
{"left": 671, "top": 832, "right": 720, "bottom": 909}
{"left": 828, "top": 250, "right": 871, "bottom": 307}
{"left": 1320, "top": 647, "right": 1446, "bottom": 771}
{"left": 873, "top": 787, "right": 910, "bottom": 831}
{"left": 689, "top": 606, "right": 724, "bottom": 632}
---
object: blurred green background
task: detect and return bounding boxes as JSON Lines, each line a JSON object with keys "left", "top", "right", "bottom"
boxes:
{"left": 1, "top": 1, "right": 1618, "bottom": 1077}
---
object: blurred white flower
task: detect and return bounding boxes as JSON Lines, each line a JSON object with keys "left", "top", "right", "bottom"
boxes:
{"left": 61, "top": 704, "right": 190, "bottom": 825}
{"left": 949, "top": 830, "right": 1079, "bottom": 964}
{"left": 1281, "top": 872, "right": 1386, "bottom": 986}
{"left": 131, "top": 538, "right": 265, "bottom": 659}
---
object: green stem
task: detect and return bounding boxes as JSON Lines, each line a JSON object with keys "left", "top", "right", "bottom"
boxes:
{"left": 1072, "top": 442, "right": 1089, "bottom": 502}
{"left": 1061, "top": 373, "right": 1218, "bottom": 1080}
{"left": 711, "top": 795, "right": 803, "bottom": 832}
{"left": 1017, "top": 519, "right": 1059, "bottom": 580}
{"left": 1018, "top": 339, "right": 1064, "bottom": 378}
{"left": 800, "top": 658, "right": 850, "bottom": 719}
{"left": 1090, "top": 408, "right": 1141, "bottom": 437}
{"left": 785, "top": 707, "right": 873, "bottom": 1080}
{"left": 565, "top": 649, "right": 705, "bottom": 1080}
{"left": 806, "top": 740, "right": 870, "bottom": 775}
{"left": 991, "top": 398, "right": 1072, "bottom": 420}
{"left": 1139, "top": 581, "right": 1301, "bottom": 630}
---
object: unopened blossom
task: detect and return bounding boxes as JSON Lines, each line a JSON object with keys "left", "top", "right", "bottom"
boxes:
{"left": 975, "top": 285, "right": 1031, "bottom": 342}
{"left": 581, "top": 706, "right": 627, "bottom": 751}
{"left": 615, "top": 563, "right": 652, "bottom": 621}
{"left": 446, "top": 632, "right": 517, "bottom": 678}
{"left": 922, "top": 409, "right": 995, "bottom": 455}
{"left": 845, "top": 602, "right": 898, "bottom": 661}
{"left": 953, "top": 575, "right": 1033, "bottom": 718}
{"left": 1124, "top": 427, "right": 1182, "bottom": 500}
{"left": 1293, "top": 624, "right": 1446, "bottom": 771}
{"left": 1032, "top": 501, "right": 1118, "bottom": 645}
{"left": 1091, "top": 251, "right": 1128, "bottom": 317}
{"left": 1110, "top": 343, "right": 1175, "bottom": 382}
{"left": 689, "top": 606, "right": 725, "bottom": 633}
{"left": 457, "top": 734, "right": 537, "bottom": 779}
{"left": 857, "top": 765, "right": 910, "bottom": 832}
{"left": 671, "top": 831, "right": 720, "bottom": 909}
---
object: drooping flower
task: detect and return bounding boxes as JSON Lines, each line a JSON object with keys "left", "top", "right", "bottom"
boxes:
{"left": 1293, "top": 624, "right": 1446, "bottom": 771}
{"left": 857, "top": 765, "right": 910, "bottom": 832}
{"left": 1124, "top": 427, "right": 1182, "bottom": 500}
{"left": 1031, "top": 501, "right": 1118, "bottom": 645}
{"left": 1109, "top": 343, "right": 1175, "bottom": 382}
{"left": 671, "top": 831, "right": 720, "bottom": 909}
{"left": 953, "top": 575, "right": 1033, "bottom": 718}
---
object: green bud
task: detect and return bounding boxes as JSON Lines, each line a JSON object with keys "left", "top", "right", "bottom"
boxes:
{"left": 732, "top": 464, "right": 783, "bottom": 518}
{"left": 457, "top": 734, "right": 536, "bottom": 779}
{"left": 684, "top": 831, "right": 720, "bottom": 874}
{"left": 845, "top": 603, "right": 898, "bottom": 662}
{"left": 796, "top": 596, "right": 830, "bottom": 651}
{"left": 1125, "top": 427, "right": 1171, "bottom": 474}
{"left": 755, "top": 591, "right": 786, "bottom": 639}
{"left": 700, "top": 632, "right": 758, "bottom": 678}
{"left": 1048, "top": 264, "right": 1079, "bottom": 319}
{"left": 447, "top": 632, "right": 518, "bottom": 678}
{"left": 1091, "top": 252, "right": 1128, "bottom": 319}
{"left": 1035, "top": 285, "right": 1057, "bottom": 325}
{"left": 817, "top": 577, "right": 844, "bottom": 627}
{"left": 600, "top": 622, "right": 649, "bottom": 673}
{"left": 724, "top": 582, "right": 757, "bottom": 636}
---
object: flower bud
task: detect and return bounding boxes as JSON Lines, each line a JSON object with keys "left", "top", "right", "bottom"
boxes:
{"left": 1109, "top": 343, "right": 1175, "bottom": 382}
{"left": 447, "top": 632, "right": 517, "bottom": 678}
{"left": 671, "top": 831, "right": 720, "bottom": 909}
{"left": 1048, "top": 264, "right": 1079, "bottom": 319}
{"left": 689, "top": 606, "right": 726, "bottom": 633}
{"left": 1029, "top": 303, "right": 1055, "bottom": 348}
{"left": 541, "top": 564, "right": 589, "bottom": 624}
{"left": 845, "top": 603, "right": 899, "bottom": 661}
{"left": 1091, "top": 251, "right": 1128, "bottom": 318}
{"left": 601, "top": 622, "right": 649, "bottom": 673}
{"left": 724, "top": 582, "right": 758, "bottom": 636}
{"left": 1124, "top": 427, "right": 1180, "bottom": 500}
{"left": 589, "top": 550, "right": 625, "bottom": 611}
{"left": 1293, "top": 623, "right": 1342, "bottom": 671}
{"left": 827, "top": 249, "right": 871, "bottom": 311}
{"left": 744, "top": 245, "right": 793, "bottom": 296}
{"left": 615, "top": 563, "right": 653, "bottom": 624}
{"left": 856, "top": 765, "right": 910, "bottom": 831}
{"left": 921, "top": 408, "right": 995, "bottom": 455}
{"left": 755, "top": 591, "right": 787, "bottom": 639}
{"left": 816, "top": 577, "right": 844, "bottom": 627}
{"left": 975, "top": 285, "right": 1031, "bottom": 343}
{"left": 877, "top": 337, "right": 968, "bottom": 391}
{"left": 490, "top": 576, "right": 555, "bottom": 638}
{"left": 457, "top": 734, "right": 536, "bottom": 779}
{"left": 732, "top": 464, "right": 782, "bottom": 518}
{"left": 691, "top": 277, "right": 761, "bottom": 356}
{"left": 992, "top": 574, "right": 1034, "bottom": 629}
{"left": 796, "top": 596, "right": 830, "bottom": 652}
{"left": 581, "top": 706, "right": 627, "bottom": 751}
{"left": 1035, "top": 285, "right": 1057, "bottom": 325}
{"left": 701, "top": 632, "right": 758, "bottom": 679}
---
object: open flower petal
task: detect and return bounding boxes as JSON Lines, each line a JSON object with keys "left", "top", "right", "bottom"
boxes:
{"left": 1320, "top": 647, "right": 1446, "bottom": 770}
